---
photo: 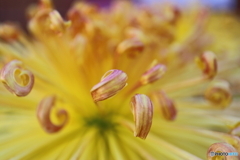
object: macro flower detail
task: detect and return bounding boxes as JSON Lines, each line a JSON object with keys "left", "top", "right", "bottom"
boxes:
{"left": 48, "top": 10, "right": 71, "bottom": 35}
{"left": 37, "top": 95, "right": 68, "bottom": 133}
{"left": 0, "top": 24, "right": 20, "bottom": 42}
{"left": 140, "top": 63, "right": 167, "bottom": 85}
{"left": 0, "top": 60, "right": 34, "bottom": 97}
{"left": 90, "top": 69, "right": 128, "bottom": 102}
{"left": 117, "top": 38, "right": 144, "bottom": 57}
{"left": 0, "top": 0, "right": 239, "bottom": 159}
{"left": 131, "top": 94, "right": 153, "bottom": 139}
{"left": 195, "top": 51, "right": 217, "bottom": 79}
{"left": 207, "top": 142, "right": 239, "bottom": 160}
{"left": 205, "top": 80, "right": 232, "bottom": 108}
{"left": 29, "top": 9, "right": 70, "bottom": 36}
{"left": 231, "top": 124, "right": 240, "bottom": 137}
{"left": 151, "top": 91, "right": 177, "bottom": 121}
{"left": 67, "top": 8, "right": 88, "bottom": 36}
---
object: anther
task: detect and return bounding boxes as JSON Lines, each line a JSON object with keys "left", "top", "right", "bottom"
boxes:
{"left": 131, "top": 94, "right": 153, "bottom": 139}
{"left": 91, "top": 69, "right": 128, "bottom": 102}
{"left": 0, "top": 60, "right": 34, "bottom": 97}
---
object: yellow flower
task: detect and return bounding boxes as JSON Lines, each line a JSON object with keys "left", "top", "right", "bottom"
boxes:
{"left": 0, "top": 1, "right": 240, "bottom": 159}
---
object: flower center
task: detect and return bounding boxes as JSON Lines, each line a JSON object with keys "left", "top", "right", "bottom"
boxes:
{"left": 83, "top": 113, "right": 118, "bottom": 133}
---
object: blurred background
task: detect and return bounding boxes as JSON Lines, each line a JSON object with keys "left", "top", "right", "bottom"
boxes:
{"left": 0, "top": 0, "right": 239, "bottom": 29}
{"left": 141, "top": 0, "right": 235, "bottom": 10}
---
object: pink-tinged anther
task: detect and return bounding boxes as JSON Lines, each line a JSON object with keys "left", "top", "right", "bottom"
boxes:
{"left": 91, "top": 69, "right": 128, "bottom": 102}
{"left": 131, "top": 94, "right": 153, "bottom": 139}
{"left": 0, "top": 60, "right": 34, "bottom": 97}
{"left": 37, "top": 96, "right": 68, "bottom": 133}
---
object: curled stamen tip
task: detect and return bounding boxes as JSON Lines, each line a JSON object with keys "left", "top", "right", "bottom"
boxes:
{"left": 37, "top": 95, "right": 68, "bottom": 133}
{"left": 152, "top": 91, "right": 177, "bottom": 121}
{"left": 140, "top": 64, "right": 166, "bottom": 85}
{"left": 49, "top": 10, "right": 71, "bottom": 34}
{"left": 0, "top": 60, "right": 34, "bottom": 97}
{"left": 29, "top": 9, "right": 70, "bottom": 35}
{"left": 195, "top": 51, "right": 217, "bottom": 79}
{"left": 117, "top": 38, "right": 144, "bottom": 57}
{"left": 131, "top": 94, "right": 153, "bottom": 139}
{"left": 28, "top": 9, "right": 51, "bottom": 34}
{"left": 205, "top": 80, "right": 232, "bottom": 108}
{"left": 207, "top": 142, "right": 238, "bottom": 160}
{"left": 90, "top": 69, "right": 128, "bottom": 102}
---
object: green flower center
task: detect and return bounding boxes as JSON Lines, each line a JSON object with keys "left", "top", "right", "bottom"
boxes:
{"left": 83, "top": 113, "right": 118, "bottom": 133}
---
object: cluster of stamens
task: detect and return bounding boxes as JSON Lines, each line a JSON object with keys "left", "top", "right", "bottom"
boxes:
{"left": 0, "top": 0, "right": 238, "bottom": 158}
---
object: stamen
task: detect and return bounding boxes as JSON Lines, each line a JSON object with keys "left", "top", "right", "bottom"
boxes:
{"left": 207, "top": 142, "right": 238, "bottom": 160}
{"left": 230, "top": 124, "right": 240, "bottom": 137}
{"left": 67, "top": 8, "right": 88, "bottom": 36}
{"left": 0, "top": 60, "right": 34, "bottom": 97}
{"left": 26, "top": 4, "right": 40, "bottom": 20}
{"left": 205, "top": 80, "right": 232, "bottom": 109}
{"left": 116, "top": 38, "right": 144, "bottom": 58}
{"left": 49, "top": 10, "right": 71, "bottom": 35}
{"left": 126, "top": 61, "right": 166, "bottom": 95}
{"left": 113, "top": 34, "right": 145, "bottom": 68}
{"left": 84, "top": 20, "right": 103, "bottom": 38}
{"left": 0, "top": 23, "right": 20, "bottom": 42}
{"left": 90, "top": 69, "right": 128, "bottom": 102}
{"left": 170, "top": 6, "right": 181, "bottom": 25}
{"left": 26, "top": 0, "right": 53, "bottom": 19}
{"left": 28, "top": 9, "right": 52, "bottom": 35}
{"left": 195, "top": 51, "right": 217, "bottom": 79}
{"left": 131, "top": 94, "right": 153, "bottom": 139}
{"left": 151, "top": 91, "right": 177, "bottom": 121}
{"left": 37, "top": 95, "right": 68, "bottom": 133}
{"left": 140, "top": 63, "right": 166, "bottom": 85}
{"left": 29, "top": 9, "right": 71, "bottom": 36}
